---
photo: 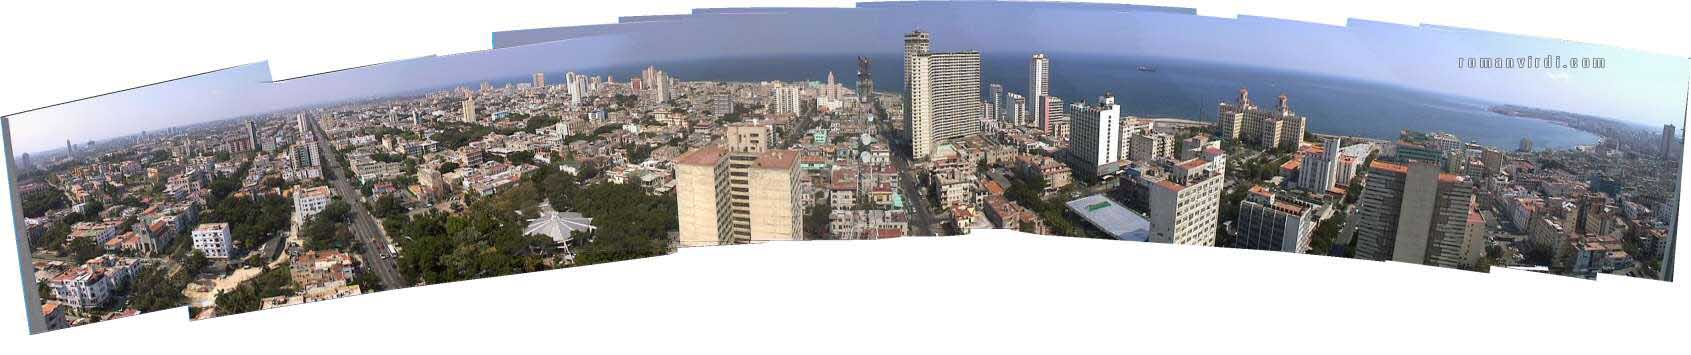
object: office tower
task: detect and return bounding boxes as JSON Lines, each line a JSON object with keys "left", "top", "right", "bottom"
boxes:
{"left": 906, "top": 50, "right": 982, "bottom": 161}
{"left": 1518, "top": 137, "right": 1533, "bottom": 152}
{"left": 989, "top": 83, "right": 1005, "bottom": 123}
{"left": 65, "top": 140, "right": 73, "bottom": 158}
{"left": 480, "top": 81, "right": 492, "bottom": 92}
{"left": 1297, "top": 137, "right": 1342, "bottom": 193}
{"left": 1029, "top": 53, "right": 1050, "bottom": 128}
{"left": 1663, "top": 124, "right": 1677, "bottom": 157}
{"left": 771, "top": 83, "right": 804, "bottom": 115}
{"left": 245, "top": 120, "right": 260, "bottom": 153}
{"left": 1067, "top": 93, "right": 1122, "bottom": 176}
{"left": 856, "top": 56, "right": 874, "bottom": 104}
{"left": 1351, "top": 161, "right": 1483, "bottom": 268}
{"left": 1129, "top": 132, "right": 1173, "bottom": 163}
{"left": 1133, "top": 157, "right": 1227, "bottom": 246}
{"left": 1216, "top": 88, "right": 1306, "bottom": 151}
{"left": 461, "top": 98, "right": 478, "bottom": 123}
{"left": 533, "top": 72, "right": 545, "bottom": 88}
{"left": 674, "top": 142, "right": 802, "bottom": 246}
{"left": 1007, "top": 92, "right": 1027, "bottom": 126}
{"left": 1235, "top": 186, "right": 1318, "bottom": 252}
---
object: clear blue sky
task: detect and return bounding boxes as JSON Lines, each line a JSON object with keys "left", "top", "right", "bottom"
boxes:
{"left": 7, "top": 2, "right": 1686, "bottom": 155}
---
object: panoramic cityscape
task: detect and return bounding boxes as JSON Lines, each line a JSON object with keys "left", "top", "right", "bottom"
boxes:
{"left": 11, "top": 27, "right": 1683, "bottom": 331}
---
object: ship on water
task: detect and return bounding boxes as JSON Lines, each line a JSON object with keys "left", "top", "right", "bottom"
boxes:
{"left": 1137, "top": 65, "right": 1156, "bottom": 72}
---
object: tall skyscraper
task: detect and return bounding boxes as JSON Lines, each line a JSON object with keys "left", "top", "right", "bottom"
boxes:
{"left": 903, "top": 30, "right": 932, "bottom": 142}
{"left": 533, "top": 72, "right": 546, "bottom": 88}
{"left": 566, "top": 72, "right": 586, "bottom": 106}
{"left": 1029, "top": 53, "right": 1051, "bottom": 128}
{"left": 1216, "top": 88, "right": 1306, "bottom": 151}
{"left": 461, "top": 98, "right": 478, "bottom": 123}
{"left": 825, "top": 71, "right": 840, "bottom": 101}
{"left": 1297, "top": 137, "right": 1342, "bottom": 193}
{"left": 856, "top": 56, "right": 874, "bottom": 104}
{"left": 1663, "top": 124, "right": 1677, "bottom": 158}
{"left": 907, "top": 49, "right": 982, "bottom": 161}
{"left": 1042, "top": 95, "right": 1066, "bottom": 136}
{"left": 1067, "top": 93, "right": 1122, "bottom": 176}
{"left": 1007, "top": 92, "right": 1027, "bottom": 126}
{"left": 674, "top": 128, "right": 802, "bottom": 246}
{"left": 246, "top": 120, "right": 260, "bottom": 152}
{"left": 1351, "top": 160, "right": 1483, "bottom": 268}
{"left": 296, "top": 114, "right": 312, "bottom": 140}
{"left": 989, "top": 83, "right": 1005, "bottom": 123}
{"left": 771, "top": 83, "right": 804, "bottom": 115}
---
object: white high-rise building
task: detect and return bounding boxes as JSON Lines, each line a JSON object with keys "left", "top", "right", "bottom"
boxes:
{"left": 296, "top": 114, "right": 313, "bottom": 139}
{"left": 1029, "top": 53, "right": 1050, "bottom": 128}
{"left": 461, "top": 98, "right": 478, "bottom": 123}
{"left": 1007, "top": 92, "right": 1027, "bottom": 126}
{"left": 1297, "top": 137, "right": 1342, "bottom": 193}
{"left": 1139, "top": 157, "right": 1227, "bottom": 246}
{"left": 903, "top": 32, "right": 982, "bottom": 161}
{"left": 771, "top": 83, "right": 804, "bottom": 115}
{"left": 566, "top": 71, "right": 585, "bottom": 106}
{"left": 989, "top": 83, "right": 1005, "bottom": 123}
{"left": 903, "top": 30, "right": 931, "bottom": 135}
{"left": 293, "top": 186, "right": 334, "bottom": 220}
{"left": 653, "top": 70, "right": 672, "bottom": 103}
{"left": 1067, "top": 93, "right": 1122, "bottom": 176}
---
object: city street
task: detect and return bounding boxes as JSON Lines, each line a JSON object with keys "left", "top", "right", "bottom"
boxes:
{"left": 309, "top": 119, "right": 408, "bottom": 290}
{"left": 875, "top": 115, "right": 937, "bottom": 237}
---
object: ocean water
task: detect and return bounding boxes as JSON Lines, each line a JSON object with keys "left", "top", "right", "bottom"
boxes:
{"left": 574, "top": 53, "right": 1601, "bottom": 150}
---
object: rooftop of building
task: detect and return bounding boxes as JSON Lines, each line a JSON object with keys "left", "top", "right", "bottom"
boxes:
{"left": 754, "top": 149, "right": 800, "bottom": 169}
{"left": 674, "top": 146, "right": 728, "bottom": 166}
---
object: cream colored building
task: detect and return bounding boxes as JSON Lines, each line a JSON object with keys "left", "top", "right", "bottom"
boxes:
{"left": 674, "top": 144, "right": 802, "bottom": 247}
{"left": 1140, "top": 157, "right": 1227, "bottom": 246}
{"left": 1216, "top": 88, "right": 1306, "bottom": 151}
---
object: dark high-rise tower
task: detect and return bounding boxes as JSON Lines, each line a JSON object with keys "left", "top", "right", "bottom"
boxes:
{"left": 246, "top": 119, "right": 260, "bottom": 151}
{"left": 856, "top": 56, "right": 874, "bottom": 104}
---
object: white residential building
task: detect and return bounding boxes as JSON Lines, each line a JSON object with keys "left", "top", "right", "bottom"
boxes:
{"left": 294, "top": 186, "right": 334, "bottom": 220}
{"left": 192, "top": 223, "right": 234, "bottom": 259}
{"left": 1067, "top": 93, "right": 1122, "bottom": 176}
